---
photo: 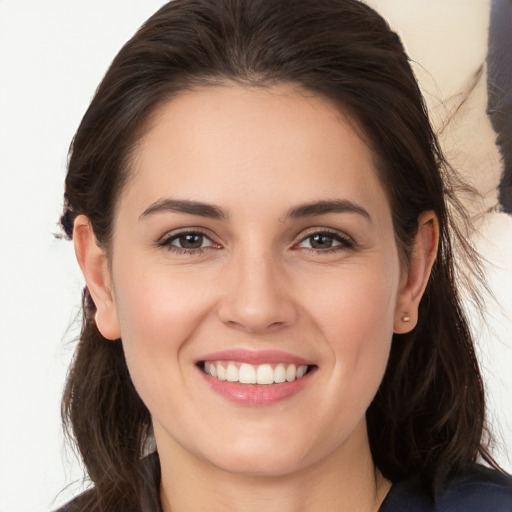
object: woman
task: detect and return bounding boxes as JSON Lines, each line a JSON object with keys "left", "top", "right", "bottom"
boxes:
{"left": 58, "top": 0, "right": 512, "bottom": 510}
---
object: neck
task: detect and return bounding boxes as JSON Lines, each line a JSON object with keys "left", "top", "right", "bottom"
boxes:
{"left": 157, "top": 420, "right": 391, "bottom": 512}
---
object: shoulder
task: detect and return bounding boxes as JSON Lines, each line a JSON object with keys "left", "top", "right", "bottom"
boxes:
{"left": 52, "top": 494, "right": 90, "bottom": 512}
{"left": 51, "top": 452, "right": 162, "bottom": 512}
{"left": 380, "top": 464, "right": 512, "bottom": 512}
{"left": 437, "top": 465, "right": 512, "bottom": 511}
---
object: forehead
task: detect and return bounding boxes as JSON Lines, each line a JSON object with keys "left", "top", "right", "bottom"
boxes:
{"left": 122, "top": 84, "right": 390, "bottom": 220}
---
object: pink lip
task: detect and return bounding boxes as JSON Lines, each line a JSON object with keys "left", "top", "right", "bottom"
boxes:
{"left": 196, "top": 349, "right": 313, "bottom": 366}
{"left": 196, "top": 349, "right": 317, "bottom": 406}
{"left": 200, "top": 369, "right": 315, "bottom": 406}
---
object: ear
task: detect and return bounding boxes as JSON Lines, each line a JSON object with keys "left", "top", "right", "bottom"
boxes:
{"left": 73, "top": 215, "right": 121, "bottom": 340}
{"left": 394, "top": 211, "right": 439, "bottom": 334}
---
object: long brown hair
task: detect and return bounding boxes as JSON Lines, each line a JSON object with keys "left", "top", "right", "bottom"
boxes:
{"left": 60, "top": 0, "right": 494, "bottom": 509}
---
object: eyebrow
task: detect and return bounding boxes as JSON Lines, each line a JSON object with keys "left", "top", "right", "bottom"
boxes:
{"left": 139, "top": 199, "right": 227, "bottom": 220}
{"left": 139, "top": 198, "right": 371, "bottom": 223}
{"left": 286, "top": 199, "right": 372, "bottom": 222}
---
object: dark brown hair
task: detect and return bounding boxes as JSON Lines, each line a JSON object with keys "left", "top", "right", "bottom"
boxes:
{"left": 60, "top": 0, "right": 494, "bottom": 509}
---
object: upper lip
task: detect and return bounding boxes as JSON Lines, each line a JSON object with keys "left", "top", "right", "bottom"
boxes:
{"left": 196, "top": 349, "right": 314, "bottom": 366}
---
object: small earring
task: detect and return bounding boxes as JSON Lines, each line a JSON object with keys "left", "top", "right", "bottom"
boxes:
{"left": 401, "top": 314, "right": 410, "bottom": 322}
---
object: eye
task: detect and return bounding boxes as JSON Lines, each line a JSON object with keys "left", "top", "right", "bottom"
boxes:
{"left": 296, "top": 230, "right": 354, "bottom": 252}
{"left": 158, "top": 230, "right": 219, "bottom": 253}
{"left": 172, "top": 232, "right": 208, "bottom": 249}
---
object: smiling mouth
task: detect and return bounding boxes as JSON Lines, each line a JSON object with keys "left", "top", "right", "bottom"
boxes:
{"left": 200, "top": 361, "right": 315, "bottom": 385}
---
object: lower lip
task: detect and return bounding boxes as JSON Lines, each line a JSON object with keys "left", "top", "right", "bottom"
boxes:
{"left": 200, "top": 368, "right": 314, "bottom": 406}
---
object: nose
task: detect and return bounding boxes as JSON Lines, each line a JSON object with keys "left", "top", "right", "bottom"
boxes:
{"left": 217, "top": 248, "right": 298, "bottom": 334}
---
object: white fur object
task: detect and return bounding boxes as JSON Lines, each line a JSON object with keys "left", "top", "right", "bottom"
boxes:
{"left": 467, "top": 212, "right": 512, "bottom": 470}
{"left": 365, "top": 0, "right": 501, "bottom": 217}
{"left": 365, "top": 0, "right": 489, "bottom": 106}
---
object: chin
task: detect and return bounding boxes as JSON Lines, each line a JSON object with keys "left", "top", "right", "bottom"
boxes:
{"left": 197, "top": 432, "right": 323, "bottom": 478}
{"left": 211, "top": 450, "right": 309, "bottom": 478}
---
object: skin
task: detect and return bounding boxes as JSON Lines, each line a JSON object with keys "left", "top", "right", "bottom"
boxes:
{"left": 74, "top": 84, "right": 438, "bottom": 512}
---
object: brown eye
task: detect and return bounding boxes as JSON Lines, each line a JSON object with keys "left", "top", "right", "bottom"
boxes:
{"left": 297, "top": 230, "right": 353, "bottom": 251}
{"left": 309, "top": 233, "right": 336, "bottom": 249}
{"left": 159, "top": 231, "right": 216, "bottom": 252}
{"left": 175, "top": 233, "right": 205, "bottom": 249}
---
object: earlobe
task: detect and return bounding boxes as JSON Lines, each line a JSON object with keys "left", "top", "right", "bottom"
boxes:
{"left": 394, "top": 211, "right": 439, "bottom": 334}
{"left": 73, "top": 215, "right": 121, "bottom": 340}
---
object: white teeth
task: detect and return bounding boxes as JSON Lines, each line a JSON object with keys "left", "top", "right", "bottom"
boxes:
{"left": 239, "top": 363, "right": 256, "bottom": 384}
{"left": 204, "top": 361, "right": 309, "bottom": 385}
{"left": 226, "top": 363, "right": 239, "bottom": 382}
{"left": 286, "top": 364, "right": 297, "bottom": 382}
{"left": 296, "top": 365, "right": 307, "bottom": 379}
{"left": 217, "top": 365, "right": 227, "bottom": 381}
{"left": 274, "top": 363, "right": 286, "bottom": 383}
{"left": 256, "top": 364, "right": 274, "bottom": 385}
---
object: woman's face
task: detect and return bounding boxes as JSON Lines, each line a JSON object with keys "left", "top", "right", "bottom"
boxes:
{"left": 94, "top": 84, "right": 415, "bottom": 476}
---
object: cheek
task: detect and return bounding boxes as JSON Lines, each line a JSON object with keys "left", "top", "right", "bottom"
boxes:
{"left": 111, "top": 268, "right": 224, "bottom": 443}
{"left": 303, "top": 255, "right": 399, "bottom": 342}
{"left": 301, "top": 257, "right": 399, "bottom": 403}
{"left": 111, "top": 263, "right": 216, "bottom": 396}
{"left": 114, "top": 262, "right": 212, "bottom": 342}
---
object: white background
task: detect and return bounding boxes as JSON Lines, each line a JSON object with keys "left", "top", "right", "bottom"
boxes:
{"left": 0, "top": 2, "right": 167, "bottom": 510}
{"left": 0, "top": 1, "right": 510, "bottom": 511}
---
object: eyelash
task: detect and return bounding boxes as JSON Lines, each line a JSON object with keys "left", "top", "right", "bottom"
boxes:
{"left": 294, "top": 228, "right": 355, "bottom": 255}
{"left": 158, "top": 230, "right": 219, "bottom": 255}
{"left": 158, "top": 228, "right": 354, "bottom": 256}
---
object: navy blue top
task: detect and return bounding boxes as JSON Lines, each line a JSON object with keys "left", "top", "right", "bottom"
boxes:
{"left": 379, "top": 464, "right": 512, "bottom": 511}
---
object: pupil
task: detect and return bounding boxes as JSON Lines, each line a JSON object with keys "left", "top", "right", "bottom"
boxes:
{"left": 311, "top": 234, "right": 332, "bottom": 249}
{"left": 180, "top": 233, "right": 203, "bottom": 249}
